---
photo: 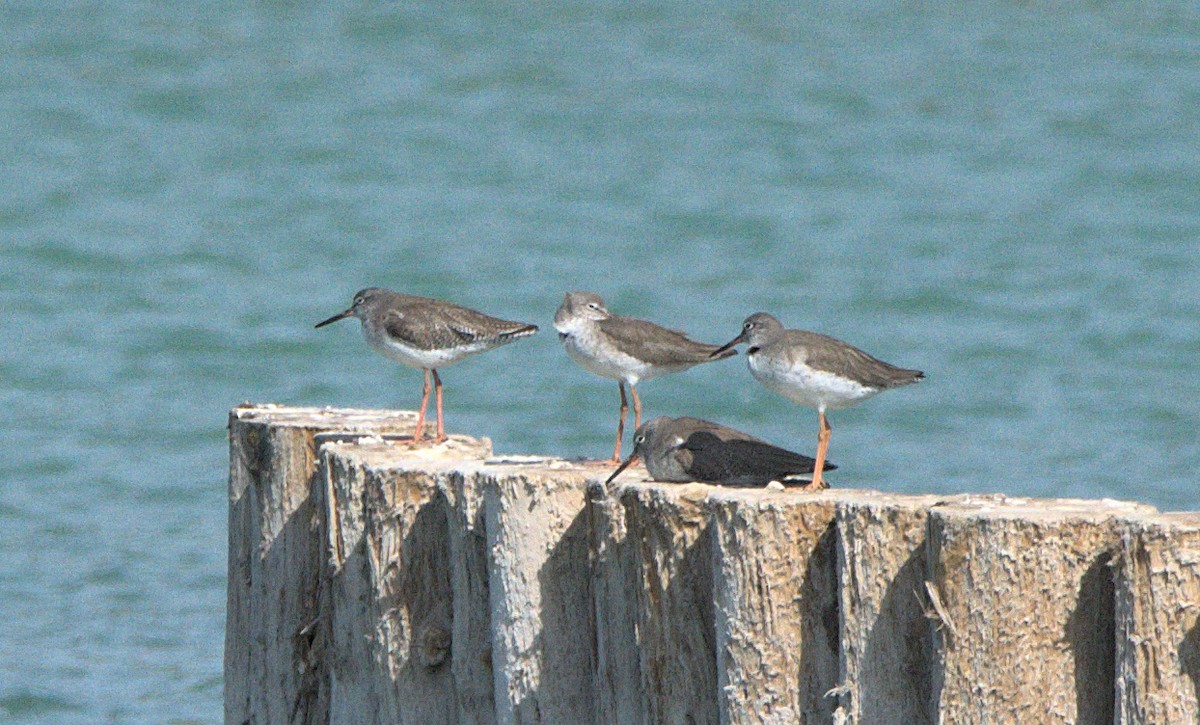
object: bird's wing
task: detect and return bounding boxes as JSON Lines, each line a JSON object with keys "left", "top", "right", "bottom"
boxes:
{"left": 383, "top": 303, "right": 536, "bottom": 350}
{"left": 682, "top": 431, "right": 831, "bottom": 486}
{"left": 794, "top": 331, "right": 923, "bottom": 389}
{"left": 597, "top": 315, "right": 729, "bottom": 365}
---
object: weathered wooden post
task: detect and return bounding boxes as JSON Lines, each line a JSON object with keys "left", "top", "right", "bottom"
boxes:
{"left": 443, "top": 466, "right": 500, "bottom": 725}
{"left": 708, "top": 488, "right": 847, "bottom": 725}
{"left": 622, "top": 482, "right": 720, "bottom": 725}
{"left": 482, "top": 462, "right": 594, "bottom": 723}
{"left": 319, "top": 440, "right": 492, "bottom": 724}
{"left": 227, "top": 405, "right": 1199, "bottom": 725}
{"left": 1115, "top": 512, "right": 1200, "bottom": 724}
{"left": 225, "top": 405, "right": 426, "bottom": 725}
{"left": 832, "top": 493, "right": 972, "bottom": 725}
{"left": 319, "top": 441, "right": 599, "bottom": 725}
{"left": 926, "top": 498, "right": 1152, "bottom": 723}
{"left": 588, "top": 479, "right": 646, "bottom": 725}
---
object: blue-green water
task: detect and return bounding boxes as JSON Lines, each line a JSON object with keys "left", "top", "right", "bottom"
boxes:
{"left": 3, "top": 2, "right": 1199, "bottom": 721}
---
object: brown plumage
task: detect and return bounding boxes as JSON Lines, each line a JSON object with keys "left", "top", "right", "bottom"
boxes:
{"left": 379, "top": 295, "right": 538, "bottom": 351}
{"left": 554, "top": 291, "right": 736, "bottom": 461}
{"left": 713, "top": 312, "right": 923, "bottom": 489}
{"left": 594, "top": 315, "right": 735, "bottom": 366}
{"left": 606, "top": 416, "right": 836, "bottom": 487}
{"left": 316, "top": 287, "right": 537, "bottom": 441}
{"left": 763, "top": 329, "right": 924, "bottom": 390}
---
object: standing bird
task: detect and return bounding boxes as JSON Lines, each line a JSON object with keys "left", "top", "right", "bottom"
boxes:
{"left": 315, "top": 288, "right": 537, "bottom": 442}
{"left": 553, "top": 292, "right": 737, "bottom": 462}
{"left": 605, "top": 416, "right": 836, "bottom": 487}
{"left": 712, "top": 312, "right": 923, "bottom": 489}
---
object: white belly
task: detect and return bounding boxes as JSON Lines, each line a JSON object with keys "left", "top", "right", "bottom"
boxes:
{"left": 362, "top": 323, "right": 483, "bottom": 369}
{"left": 748, "top": 352, "right": 879, "bottom": 411}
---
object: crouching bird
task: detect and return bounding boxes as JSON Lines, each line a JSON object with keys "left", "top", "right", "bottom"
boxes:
{"left": 605, "top": 416, "right": 835, "bottom": 488}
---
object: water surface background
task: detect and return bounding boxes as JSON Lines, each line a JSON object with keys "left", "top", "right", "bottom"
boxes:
{"left": 3, "top": 2, "right": 1199, "bottom": 721}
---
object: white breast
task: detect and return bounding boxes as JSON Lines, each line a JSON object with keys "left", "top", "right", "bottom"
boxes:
{"left": 558, "top": 323, "right": 661, "bottom": 385}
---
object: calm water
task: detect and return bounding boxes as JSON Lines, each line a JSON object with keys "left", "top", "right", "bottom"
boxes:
{"left": 3, "top": 1, "right": 1199, "bottom": 721}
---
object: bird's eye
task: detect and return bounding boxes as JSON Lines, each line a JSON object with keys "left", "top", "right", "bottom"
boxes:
{"left": 587, "top": 303, "right": 601, "bottom": 310}
{"left": 354, "top": 297, "right": 364, "bottom": 306}
{"left": 634, "top": 435, "right": 645, "bottom": 444}
{"left": 743, "top": 322, "right": 753, "bottom": 331}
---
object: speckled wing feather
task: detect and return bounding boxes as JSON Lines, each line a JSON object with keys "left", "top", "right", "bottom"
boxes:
{"left": 788, "top": 330, "right": 924, "bottom": 389}
{"left": 681, "top": 430, "right": 830, "bottom": 486}
{"left": 383, "top": 298, "right": 537, "bottom": 351}
{"left": 596, "top": 314, "right": 735, "bottom": 366}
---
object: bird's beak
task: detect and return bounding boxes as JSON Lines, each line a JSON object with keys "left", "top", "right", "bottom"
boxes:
{"left": 604, "top": 454, "right": 639, "bottom": 485}
{"left": 315, "top": 308, "right": 353, "bottom": 329}
{"left": 710, "top": 331, "right": 746, "bottom": 358}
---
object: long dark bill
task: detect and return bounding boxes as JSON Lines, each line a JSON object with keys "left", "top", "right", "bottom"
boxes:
{"left": 315, "top": 308, "right": 353, "bottom": 328}
{"left": 604, "top": 454, "right": 639, "bottom": 485}
{"left": 709, "top": 332, "right": 746, "bottom": 358}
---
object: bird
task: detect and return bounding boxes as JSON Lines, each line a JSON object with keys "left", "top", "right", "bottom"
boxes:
{"left": 315, "top": 288, "right": 537, "bottom": 442}
{"left": 604, "top": 416, "right": 836, "bottom": 487}
{"left": 553, "top": 291, "right": 737, "bottom": 462}
{"left": 711, "top": 312, "right": 923, "bottom": 489}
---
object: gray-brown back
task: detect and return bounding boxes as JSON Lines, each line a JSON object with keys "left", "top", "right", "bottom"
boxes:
{"left": 597, "top": 315, "right": 735, "bottom": 366}
{"left": 372, "top": 292, "right": 537, "bottom": 351}
{"left": 777, "top": 329, "right": 924, "bottom": 389}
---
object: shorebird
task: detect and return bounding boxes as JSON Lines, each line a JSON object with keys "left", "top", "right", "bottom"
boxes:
{"left": 315, "top": 288, "right": 537, "bottom": 442}
{"left": 712, "top": 312, "right": 923, "bottom": 489}
{"left": 604, "top": 416, "right": 836, "bottom": 487}
{"left": 553, "top": 291, "right": 736, "bottom": 462}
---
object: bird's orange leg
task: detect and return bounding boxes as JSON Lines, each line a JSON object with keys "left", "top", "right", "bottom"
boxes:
{"left": 811, "top": 411, "right": 831, "bottom": 490}
{"left": 413, "top": 369, "right": 431, "bottom": 441}
{"left": 630, "top": 385, "right": 643, "bottom": 431}
{"left": 432, "top": 369, "right": 447, "bottom": 442}
{"left": 613, "top": 382, "right": 628, "bottom": 463}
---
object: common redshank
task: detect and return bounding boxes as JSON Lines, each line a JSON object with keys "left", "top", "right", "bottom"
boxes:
{"left": 315, "top": 288, "right": 537, "bottom": 442}
{"left": 553, "top": 291, "right": 736, "bottom": 462}
{"left": 712, "top": 312, "right": 923, "bottom": 489}
{"left": 604, "top": 415, "right": 836, "bottom": 487}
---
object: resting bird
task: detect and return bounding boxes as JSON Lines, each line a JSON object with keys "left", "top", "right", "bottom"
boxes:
{"left": 605, "top": 416, "right": 835, "bottom": 488}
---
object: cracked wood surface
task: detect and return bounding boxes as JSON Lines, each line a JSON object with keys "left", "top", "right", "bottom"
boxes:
{"left": 226, "top": 405, "right": 1195, "bottom": 725}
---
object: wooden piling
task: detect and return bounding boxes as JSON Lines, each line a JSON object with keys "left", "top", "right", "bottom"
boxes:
{"left": 587, "top": 480, "right": 646, "bottom": 725}
{"left": 832, "top": 493, "right": 971, "bottom": 725}
{"left": 926, "top": 498, "right": 1153, "bottom": 724}
{"left": 225, "top": 405, "right": 429, "bottom": 725}
{"left": 1115, "top": 512, "right": 1200, "bottom": 724}
{"left": 482, "top": 461, "right": 594, "bottom": 724}
{"left": 319, "top": 440, "right": 492, "bottom": 724}
{"left": 621, "top": 482, "right": 720, "bottom": 725}
{"left": 707, "top": 488, "right": 848, "bottom": 725}
{"left": 226, "top": 405, "right": 1197, "bottom": 725}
